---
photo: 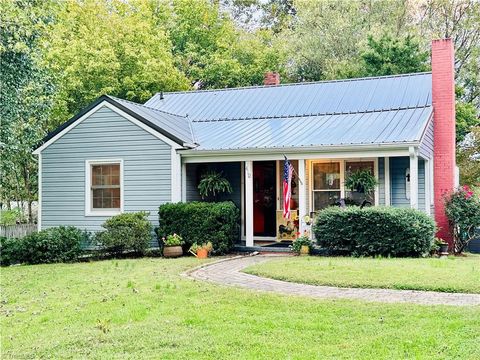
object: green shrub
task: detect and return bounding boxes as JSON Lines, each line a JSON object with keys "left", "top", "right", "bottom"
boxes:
{"left": 313, "top": 206, "right": 435, "bottom": 257}
{"left": 97, "top": 212, "right": 152, "bottom": 255}
{"left": 444, "top": 185, "right": 480, "bottom": 253}
{"left": 158, "top": 202, "right": 239, "bottom": 254}
{"left": 12, "top": 226, "right": 85, "bottom": 265}
{"left": 0, "top": 236, "right": 23, "bottom": 266}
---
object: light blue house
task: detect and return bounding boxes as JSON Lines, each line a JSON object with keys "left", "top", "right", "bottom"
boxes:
{"left": 34, "top": 40, "right": 457, "bottom": 247}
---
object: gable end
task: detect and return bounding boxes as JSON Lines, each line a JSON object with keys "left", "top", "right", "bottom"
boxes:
{"left": 33, "top": 96, "right": 184, "bottom": 154}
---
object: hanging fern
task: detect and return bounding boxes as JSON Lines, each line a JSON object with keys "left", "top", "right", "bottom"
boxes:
{"left": 198, "top": 171, "right": 233, "bottom": 201}
{"left": 344, "top": 169, "right": 378, "bottom": 195}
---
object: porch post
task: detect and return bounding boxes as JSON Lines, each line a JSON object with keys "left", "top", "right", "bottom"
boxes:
{"left": 384, "top": 156, "right": 390, "bottom": 206}
{"left": 245, "top": 161, "right": 254, "bottom": 247}
{"left": 424, "top": 159, "right": 431, "bottom": 215}
{"left": 298, "top": 159, "right": 307, "bottom": 234}
{"left": 409, "top": 147, "right": 418, "bottom": 209}
{"left": 181, "top": 162, "right": 187, "bottom": 202}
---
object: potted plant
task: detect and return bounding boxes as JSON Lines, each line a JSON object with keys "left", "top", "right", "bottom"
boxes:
{"left": 344, "top": 169, "right": 378, "bottom": 197}
{"left": 189, "top": 242, "right": 213, "bottom": 259}
{"left": 291, "top": 235, "right": 312, "bottom": 256}
{"left": 162, "top": 233, "right": 184, "bottom": 258}
{"left": 434, "top": 238, "right": 449, "bottom": 257}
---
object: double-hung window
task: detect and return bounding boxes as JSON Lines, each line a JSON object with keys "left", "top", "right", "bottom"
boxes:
{"left": 86, "top": 160, "right": 123, "bottom": 216}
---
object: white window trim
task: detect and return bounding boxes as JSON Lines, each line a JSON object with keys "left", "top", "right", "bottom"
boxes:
{"left": 310, "top": 161, "right": 343, "bottom": 211}
{"left": 309, "top": 158, "right": 379, "bottom": 212}
{"left": 37, "top": 153, "right": 42, "bottom": 231}
{"left": 85, "top": 159, "right": 124, "bottom": 217}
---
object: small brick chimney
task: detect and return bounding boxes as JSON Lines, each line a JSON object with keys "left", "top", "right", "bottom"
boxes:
{"left": 264, "top": 72, "right": 280, "bottom": 86}
{"left": 432, "top": 39, "right": 456, "bottom": 245}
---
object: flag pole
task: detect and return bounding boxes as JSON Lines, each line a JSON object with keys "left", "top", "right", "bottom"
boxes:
{"left": 283, "top": 154, "right": 303, "bottom": 185}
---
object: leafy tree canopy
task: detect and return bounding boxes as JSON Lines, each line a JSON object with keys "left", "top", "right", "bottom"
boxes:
{"left": 0, "top": 0, "right": 55, "bottom": 219}
{"left": 361, "top": 34, "right": 429, "bottom": 76}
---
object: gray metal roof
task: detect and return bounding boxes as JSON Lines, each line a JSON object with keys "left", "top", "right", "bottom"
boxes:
{"left": 189, "top": 107, "right": 433, "bottom": 150}
{"left": 108, "top": 96, "right": 194, "bottom": 144}
{"left": 145, "top": 72, "right": 432, "bottom": 122}
{"left": 90, "top": 72, "right": 433, "bottom": 152}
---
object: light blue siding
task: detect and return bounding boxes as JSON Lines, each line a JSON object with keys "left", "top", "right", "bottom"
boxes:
{"left": 419, "top": 117, "right": 434, "bottom": 159}
{"left": 41, "top": 106, "right": 172, "bottom": 238}
{"left": 390, "top": 157, "right": 426, "bottom": 211}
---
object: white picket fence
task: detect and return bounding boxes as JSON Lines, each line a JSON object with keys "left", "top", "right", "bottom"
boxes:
{"left": 0, "top": 224, "right": 37, "bottom": 238}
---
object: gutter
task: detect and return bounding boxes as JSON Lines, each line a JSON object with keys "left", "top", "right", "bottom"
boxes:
{"left": 178, "top": 142, "right": 421, "bottom": 157}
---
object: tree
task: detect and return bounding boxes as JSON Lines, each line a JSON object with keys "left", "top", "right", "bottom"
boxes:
{"left": 159, "top": 0, "right": 286, "bottom": 89}
{"left": 456, "top": 99, "right": 478, "bottom": 143}
{"left": 457, "top": 126, "right": 480, "bottom": 186}
{"left": 282, "top": 0, "right": 415, "bottom": 82}
{"left": 0, "top": 0, "right": 54, "bottom": 221}
{"left": 43, "top": 0, "right": 189, "bottom": 126}
{"left": 361, "top": 33, "right": 429, "bottom": 76}
{"left": 418, "top": 0, "right": 480, "bottom": 108}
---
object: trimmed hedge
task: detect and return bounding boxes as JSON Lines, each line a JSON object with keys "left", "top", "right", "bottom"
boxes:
{"left": 97, "top": 212, "right": 152, "bottom": 255}
{"left": 0, "top": 226, "right": 86, "bottom": 266}
{"left": 158, "top": 202, "right": 239, "bottom": 254}
{"left": 313, "top": 206, "right": 436, "bottom": 257}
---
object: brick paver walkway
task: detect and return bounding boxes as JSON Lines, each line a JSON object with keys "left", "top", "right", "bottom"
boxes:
{"left": 187, "top": 255, "right": 480, "bottom": 306}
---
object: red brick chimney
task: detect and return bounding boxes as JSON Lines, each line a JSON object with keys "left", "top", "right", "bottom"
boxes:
{"left": 264, "top": 72, "right": 280, "bottom": 86}
{"left": 432, "top": 39, "right": 456, "bottom": 245}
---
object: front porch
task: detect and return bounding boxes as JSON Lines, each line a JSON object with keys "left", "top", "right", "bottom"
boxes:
{"left": 182, "top": 150, "right": 432, "bottom": 247}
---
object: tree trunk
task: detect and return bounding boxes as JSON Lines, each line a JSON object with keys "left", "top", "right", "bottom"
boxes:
{"left": 28, "top": 200, "right": 33, "bottom": 224}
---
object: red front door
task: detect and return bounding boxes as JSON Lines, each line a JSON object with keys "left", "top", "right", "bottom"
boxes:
{"left": 253, "top": 161, "right": 276, "bottom": 237}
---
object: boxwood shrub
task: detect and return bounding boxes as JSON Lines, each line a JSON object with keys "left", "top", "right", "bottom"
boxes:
{"left": 313, "top": 206, "right": 436, "bottom": 257}
{"left": 0, "top": 226, "right": 86, "bottom": 265}
{"left": 96, "top": 212, "right": 152, "bottom": 255}
{"left": 0, "top": 236, "right": 22, "bottom": 266}
{"left": 158, "top": 201, "right": 239, "bottom": 254}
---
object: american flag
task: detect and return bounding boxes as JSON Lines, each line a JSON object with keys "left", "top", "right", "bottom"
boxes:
{"left": 283, "top": 159, "right": 294, "bottom": 219}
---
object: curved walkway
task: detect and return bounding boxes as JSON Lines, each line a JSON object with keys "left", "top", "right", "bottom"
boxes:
{"left": 187, "top": 255, "right": 480, "bottom": 306}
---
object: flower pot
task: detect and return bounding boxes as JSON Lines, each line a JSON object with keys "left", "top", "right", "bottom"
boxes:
{"left": 439, "top": 243, "right": 449, "bottom": 257}
{"left": 299, "top": 245, "right": 310, "bottom": 256}
{"left": 196, "top": 248, "right": 208, "bottom": 259}
{"left": 163, "top": 245, "right": 183, "bottom": 258}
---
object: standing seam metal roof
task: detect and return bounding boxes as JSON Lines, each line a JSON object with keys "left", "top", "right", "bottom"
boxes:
{"left": 140, "top": 72, "right": 433, "bottom": 151}
{"left": 144, "top": 72, "right": 432, "bottom": 123}
{"left": 108, "top": 96, "right": 194, "bottom": 144}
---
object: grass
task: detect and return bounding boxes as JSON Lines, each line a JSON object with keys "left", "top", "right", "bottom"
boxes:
{"left": 244, "top": 255, "right": 480, "bottom": 294}
{"left": 0, "top": 258, "right": 479, "bottom": 359}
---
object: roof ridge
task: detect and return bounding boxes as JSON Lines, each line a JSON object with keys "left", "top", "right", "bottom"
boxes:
{"left": 190, "top": 105, "right": 433, "bottom": 123}
{"left": 153, "top": 72, "right": 432, "bottom": 96}
{"left": 108, "top": 95, "right": 187, "bottom": 118}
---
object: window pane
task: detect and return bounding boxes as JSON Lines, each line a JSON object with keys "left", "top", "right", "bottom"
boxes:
{"left": 345, "top": 161, "right": 375, "bottom": 205}
{"left": 91, "top": 164, "right": 121, "bottom": 210}
{"left": 314, "top": 191, "right": 341, "bottom": 210}
{"left": 91, "top": 164, "right": 120, "bottom": 186}
{"left": 345, "top": 161, "right": 374, "bottom": 174}
{"left": 313, "top": 163, "right": 340, "bottom": 190}
{"left": 345, "top": 191, "right": 374, "bottom": 206}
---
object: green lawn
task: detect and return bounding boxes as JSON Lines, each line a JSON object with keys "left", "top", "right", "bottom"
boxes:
{"left": 1, "top": 258, "right": 479, "bottom": 359}
{"left": 244, "top": 255, "right": 480, "bottom": 294}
